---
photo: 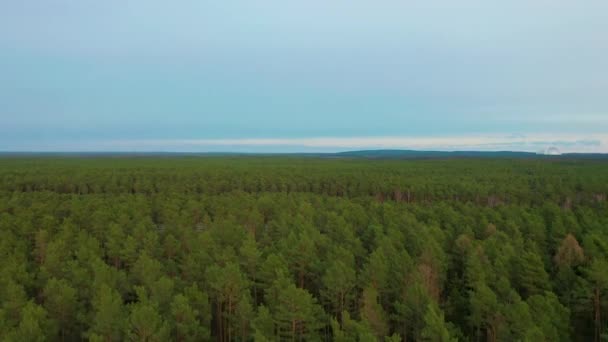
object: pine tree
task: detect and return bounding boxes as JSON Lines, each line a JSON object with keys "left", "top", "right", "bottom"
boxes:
{"left": 183, "top": 284, "right": 211, "bottom": 339}
{"left": 88, "top": 284, "right": 126, "bottom": 341}
{"left": 360, "top": 286, "right": 388, "bottom": 339}
{"left": 321, "top": 259, "right": 356, "bottom": 321}
{"left": 170, "top": 294, "right": 208, "bottom": 342}
{"left": 125, "top": 302, "right": 169, "bottom": 342}
{"left": 239, "top": 235, "right": 262, "bottom": 305}
{"left": 0, "top": 280, "right": 28, "bottom": 327}
{"left": 588, "top": 259, "right": 608, "bottom": 342}
{"left": 469, "top": 282, "right": 498, "bottom": 342}
{"left": 283, "top": 229, "right": 317, "bottom": 289}
{"left": 420, "top": 303, "right": 455, "bottom": 342}
{"left": 517, "top": 250, "right": 550, "bottom": 298}
{"left": 527, "top": 292, "right": 570, "bottom": 341}
{"left": 42, "top": 278, "right": 78, "bottom": 341}
{"left": 11, "top": 302, "right": 49, "bottom": 342}
{"left": 252, "top": 305, "right": 275, "bottom": 341}
{"left": 273, "top": 283, "right": 324, "bottom": 341}
{"left": 206, "top": 263, "right": 249, "bottom": 342}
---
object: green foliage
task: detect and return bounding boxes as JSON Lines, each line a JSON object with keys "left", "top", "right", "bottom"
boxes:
{"left": 420, "top": 303, "right": 456, "bottom": 342}
{"left": 170, "top": 294, "right": 208, "bottom": 342}
{"left": 252, "top": 305, "right": 274, "bottom": 341}
{"left": 125, "top": 302, "right": 170, "bottom": 342}
{"left": 42, "top": 278, "right": 78, "bottom": 340}
{"left": 1, "top": 156, "right": 607, "bottom": 340}
{"left": 9, "top": 302, "right": 50, "bottom": 342}
{"left": 88, "top": 285, "right": 126, "bottom": 341}
{"left": 272, "top": 283, "right": 324, "bottom": 341}
{"left": 321, "top": 257, "right": 356, "bottom": 318}
{"left": 360, "top": 286, "right": 389, "bottom": 339}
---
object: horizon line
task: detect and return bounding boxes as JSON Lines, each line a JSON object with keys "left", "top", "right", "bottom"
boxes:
{"left": 2, "top": 134, "right": 608, "bottom": 154}
{"left": 1, "top": 149, "right": 606, "bottom": 156}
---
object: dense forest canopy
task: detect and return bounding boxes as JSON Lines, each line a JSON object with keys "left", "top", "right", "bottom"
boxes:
{"left": 1, "top": 156, "right": 608, "bottom": 341}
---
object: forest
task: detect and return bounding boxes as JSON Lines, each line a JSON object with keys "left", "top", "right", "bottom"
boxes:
{"left": 1, "top": 156, "right": 607, "bottom": 341}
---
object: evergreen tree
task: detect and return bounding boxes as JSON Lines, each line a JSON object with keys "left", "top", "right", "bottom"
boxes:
{"left": 273, "top": 283, "right": 324, "bottom": 341}
{"left": 252, "top": 305, "right": 274, "bottom": 341}
{"left": 360, "top": 286, "right": 388, "bottom": 339}
{"left": 125, "top": 292, "right": 169, "bottom": 342}
{"left": 321, "top": 259, "right": 356, "bottom": 321}
{"left": 517, "top": 250, "right": 550, "bottom": 298}
{"left": 10, "top": 302, "right": 49, "bottom": 342}
{"left": 170, "top": 294, "right": 208, "bottom": 342}
{"left": 88, "top": 285, "right": 126, "bottom": 342}
{"left": 420, "top": 303, "right": 455, "bottom": 342}
{"left": 42, "top": 278, "right": 78, "bottom": 341}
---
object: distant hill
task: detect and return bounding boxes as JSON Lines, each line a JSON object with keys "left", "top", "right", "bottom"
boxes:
{"left": 334, "top": 149, "right": 540, "bottom": 159}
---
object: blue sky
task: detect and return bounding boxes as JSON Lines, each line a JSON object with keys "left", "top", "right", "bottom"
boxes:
{"left": 1, "top": 1, "right": 607, "bottom": 152}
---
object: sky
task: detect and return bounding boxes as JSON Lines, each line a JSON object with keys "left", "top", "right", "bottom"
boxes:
{"left": 1, "top": 1, "right": 607, "bottom": 153}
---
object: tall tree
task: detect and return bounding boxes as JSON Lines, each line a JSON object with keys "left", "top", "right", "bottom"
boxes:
{"left": 588, "top": 259, "right": 608, "bottom": 342}
{"left": 516, "top": 250, "right": 550, "bottom": 298}
{"left": 239, "top": 235, "right": 262, "bottom": 305}
{"left": 420, "top": 303, "right": 455, "bottom": 342}
{"left": 42, "top": 278, "right": 78, "bottom": 341}
{"left": 321, "top": 259, "right": 356, "bottom": 322}
{"left": 170, "top": 294, "right": 209, "bottom": 342}
{"left": 10, "top": 302, "right": 50, "bottom": 342}
{"left": 360, "top": 286, "right": 389, "bottom": 339}
{"left": 252, "top": 305, "right": 275, "bottom": 341}
{"left": 125, "top": 302, "right": 170, "bottom": 342}
{"left": 87, "top": 284, "right": 127, "bottom": 342}
{"left": 273, "top": 283, "right": 324, "bottom": 341}
{"left": 206, "top": 263, "right": 249, "bottom": 342}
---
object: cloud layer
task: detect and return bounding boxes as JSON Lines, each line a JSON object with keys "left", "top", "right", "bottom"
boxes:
{"left": 5, "top": 134, "right": 607, "bottom": 154}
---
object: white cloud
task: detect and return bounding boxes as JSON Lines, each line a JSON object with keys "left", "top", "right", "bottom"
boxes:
{"left": 96, "top": 133, "right": 608, "bottom": 153}
{"left": 4, "top": 133, "right": 608, "bottom": 153}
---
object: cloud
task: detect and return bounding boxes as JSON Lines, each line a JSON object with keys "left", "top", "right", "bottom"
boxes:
{"left": 7, "top": 133, "right": 607, "bottom": 153}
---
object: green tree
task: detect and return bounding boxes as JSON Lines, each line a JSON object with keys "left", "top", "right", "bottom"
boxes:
{"left": 239, "top": 234, "right": 262, "bottom": 305}
{"left": 332, "top": 310, "right": 377, "bottom": 342}
{"left": 283, "top": 229, "right": 317, "bottom": 289}
{"left": 183, "top": 284, "right": 211, "bottom": 338}
{"left": 10, "top": 302, "right": 49, "bottom": 342}
{"left": 170, "top": 294, "right": 208, "bottom": 342}
{"left": 469, "top": 282, "right": 498, "bottom": 342}
{"left": 517, "top": 250, "right": 550, "bottom": 298}
{"left": 131, "top": 253, "right": 163, "bottom": 290}
{"left": 125, "top": 303, "right": 169, "bottom": 342}
{"left": 321, "top": 259, "right": 356, "bottom": 321}
{"left": 0, "top": 280, "right": 28, "bottom": 327}
{"left": 206, "top": 263, "right": 249, "bottom": 342}
{"left": 105, "top": 223, "right": 125, "bottom": 268}
{"left": 420, "top": 303, "right": 455, "bottom": 342}
{"left": 360, "top": 286, "right": 388, "bottom": 339}
{"left": 527, "top": 292, "right": 570, "bottom": 341}
{"left": 394, "top": 277, "right": 432, "bottom": 340}
{"left": 588, "top": 259, "right": 608, "bottom": 342}
{"left": 258, "top": 253, "right": 290, "bottom": 304}
{"left": 149, "top": 276, "right": 174, "bottom": 315}
{"left": 232, "top": 293, "right": 254, "bottom": 340}
{"left": 42, "top": 278, "right": 78, "bottom": 341}
{"left": 273, "top": 283, "right": 324, "bottom": 341}
{"left": 252, "top": 305, "right": 274, "bottom": 341}
{"left": 88, "top": 284, "right": 126, "bottom": 342}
